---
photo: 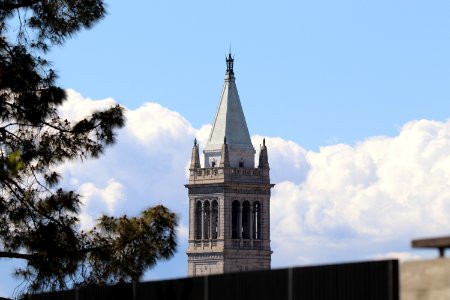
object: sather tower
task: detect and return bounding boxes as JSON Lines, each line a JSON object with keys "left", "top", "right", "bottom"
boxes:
{"left": 186, "top": 54, "right": 273, "bottom": 276}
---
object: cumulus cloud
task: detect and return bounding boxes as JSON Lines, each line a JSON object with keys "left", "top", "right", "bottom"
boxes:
{"left": 126, "top": 102, "right": 196, "bottom": 148}
{"left": 252, "top": 135, "right": 309, "bottom": 183}
{"left": 4, "top": 89, "right": 450, "bottom": 296}
{"left": 268, "top": 119, "right": 450, "bottom": 267}
{"left": 78, "top": 179, "right": 125, "bottom": 229}
{"left": 49, "top": 90, "right": 199, "bottom": 284}
{"left": 59, "top": 89, "right": 117, "bottom": 121}
{"left": 57, "top": 92, "right": 450, "bottom": 269}
{"left": 56, "top": 92, "right": 197, "bottom": 219}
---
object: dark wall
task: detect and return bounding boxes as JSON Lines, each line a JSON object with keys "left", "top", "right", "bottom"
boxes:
{"left": 27, "top": 260, "right": 399, "bottom": 300}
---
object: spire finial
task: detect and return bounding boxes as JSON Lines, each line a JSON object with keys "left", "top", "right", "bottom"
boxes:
{"left": 226, "top": 52, "right": 234, "bottom": 75}
{"left": 194, "top": 138, "right": 197, "bottom": 146}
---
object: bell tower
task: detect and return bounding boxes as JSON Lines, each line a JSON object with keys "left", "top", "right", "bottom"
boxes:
{"left": 186, "top": 54, "right": 274, "bottom": 276}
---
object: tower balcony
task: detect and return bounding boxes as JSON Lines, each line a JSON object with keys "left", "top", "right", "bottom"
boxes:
{"left": 188, "top": 167, "right": 270, "bottom": 185}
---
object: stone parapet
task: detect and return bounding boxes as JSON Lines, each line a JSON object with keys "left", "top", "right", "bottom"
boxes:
{"left": 187, "top": 239, "right": 225, "bottom": 252}
{"left": 188, "top": 167, "right": 270, "bottom": 185}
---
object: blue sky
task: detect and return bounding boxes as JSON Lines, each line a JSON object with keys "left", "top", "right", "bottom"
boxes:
{"left": 48, "top": 0, "right": 450, "bottom": 149}
{"left": 3, "top": 0, "right": 450, "bottom": 297}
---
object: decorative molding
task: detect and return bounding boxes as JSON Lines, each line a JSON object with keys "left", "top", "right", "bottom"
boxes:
{"left": 189, "top": 187, "right": 271, "bottom": 195}
{"left": 188, "top": 253, "right": 224, "bottom": 260}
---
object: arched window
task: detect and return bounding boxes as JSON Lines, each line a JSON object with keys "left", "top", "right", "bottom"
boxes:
{"left": 211, "top": 200, "right": 218, "bottom": 239}
{"left": 203, "top": 201, "right": 210, "bottom": 239}
{"left": 195, "top": 201, "right": 202, "bottom": 240}
{"left": 253, "top": 201, "right": 261, "bottom": 240}
{"left": 232, "top": 201, "right": 240, "bottom": 239}
{"left": 242, "top": 201, "right": 251, "bottom": 239}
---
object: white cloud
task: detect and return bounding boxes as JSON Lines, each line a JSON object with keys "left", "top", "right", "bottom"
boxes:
{"left": 177, "top": 223, "right": 189, "bottom": 241}
{"left": 77, "top": 179, "right": 124, "bottom": 229}
{"left": 55, "top": 92, "right": 196, "bottom": 219}
{"left": 43, "top": 91, "right": 197, "bottom": 290}
{"left": 59, "top": 89, "right": 117, "bottom": 121}
{"left": 252, "top": 135, "right": 309, "bottom": 183}
{"left": 268, "top": 119, "right": 450, "bottom": 266}
{"left": 196, "top": 124, "right": 212, "bottom": 147}
{"left": 5, "top": 90, "right": 450, "bottom": 295}
{"left": 58, "top": 92, "right": 450, "bottom": 269}
{"left": 126, "top": 103, "right": 195, "bottom": 148}
{"left": 371, "top": 252, "right": 421, "bottom": 262}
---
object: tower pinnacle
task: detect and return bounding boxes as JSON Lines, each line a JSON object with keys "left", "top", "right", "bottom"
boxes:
{"left": 226, "top": 53, "right": 234, "bottom": 75}
{"left": 190, "top": 139, "right": 200, "bottom": 169}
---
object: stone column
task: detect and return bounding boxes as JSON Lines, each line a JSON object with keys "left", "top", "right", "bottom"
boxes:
{"left": 238, "top": 202, "right": 242, "bottom": 239}
{"left": 209, "top": 202, "right": 213, "bottom": 240}
{"left": 217, "top": 203, "right": 220, "bottom": 238}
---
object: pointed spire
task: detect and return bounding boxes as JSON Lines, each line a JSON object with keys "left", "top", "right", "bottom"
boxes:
{"left": 204, "top": 54, "right": 255, "bottom": 168}
{"left": 219, "top": 136, "right": 230, "bottom": 167}
{"left": 205, "top": 54, "right": 254, "bottom": 152}
{"left": 190, "top": 138, "right": 201, "bottom": 169}
{"left": 258, "top": 138, "right": 269, "bottom": 169}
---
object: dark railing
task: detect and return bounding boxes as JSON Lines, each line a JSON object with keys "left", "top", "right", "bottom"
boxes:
{"left": 27, "top": 260, "right": 399, "bottom": 300}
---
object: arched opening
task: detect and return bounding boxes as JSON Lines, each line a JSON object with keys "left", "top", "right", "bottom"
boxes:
{"left": 242, "top": 201, "right": 251, "bottom": 239}
{"left": 253, "top": 201, "right": 261, "bottom": 240}
{"left": 239, "top": 158, "right": 244, "bottom": 168}
{"left": 203, "top": 201, "right": 210, "bottom": 239}
{"left": 195, "top": 201, "right": 202, "bottom": 240}
{"left": 232, "top": 201, "right": 240, "bottom": 239}
{"left": 211, "top": 200, "right": 218, "bottom": 239}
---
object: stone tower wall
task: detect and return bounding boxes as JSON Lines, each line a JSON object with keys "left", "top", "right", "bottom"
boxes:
{"left": 186, "top": 166, "right": 273, "bottom": 277}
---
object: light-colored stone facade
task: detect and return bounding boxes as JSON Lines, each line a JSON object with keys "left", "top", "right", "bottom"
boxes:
{"left": 401, "top": 258, "right": 450, "bottom": 300}
{"left": 186, "top": 167, "right": 273, "bottom": 276}
{"left": 186, "top": 55, "right": 273, "bottom": 276}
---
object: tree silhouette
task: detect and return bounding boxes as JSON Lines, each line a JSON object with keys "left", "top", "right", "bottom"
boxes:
{"left": 0, "top": 0, "right": 177, "bottom": 292}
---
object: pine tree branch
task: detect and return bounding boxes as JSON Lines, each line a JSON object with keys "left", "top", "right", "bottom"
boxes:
{"left": 0, "top": 246, "right": 104, "bottom": 260}
{"left": 0, "top": 251, "right": 39, "bottom": 260}
{"left": 0, "top": 0, "right": 40, "bottom": 11}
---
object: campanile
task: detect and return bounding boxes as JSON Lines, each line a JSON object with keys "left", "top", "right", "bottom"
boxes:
{"left": 186, "top": 54, "right": 273, "bottom": 276}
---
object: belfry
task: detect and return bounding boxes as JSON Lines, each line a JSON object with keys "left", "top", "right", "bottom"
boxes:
{"left": 186, "top": 54, "right": 274, "bottom": 276}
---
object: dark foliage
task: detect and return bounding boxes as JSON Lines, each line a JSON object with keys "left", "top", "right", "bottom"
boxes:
{"left": 0, "top": 0, "right": 177, "bottom": 293}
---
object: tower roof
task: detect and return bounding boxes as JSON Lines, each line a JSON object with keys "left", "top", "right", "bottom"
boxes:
{"left": 204, "top": 54, "right": 254, "bottom": 152}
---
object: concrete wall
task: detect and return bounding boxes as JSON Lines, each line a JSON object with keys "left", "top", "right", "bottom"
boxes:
{"left": 401, "top": 258, "right": 450, "bottom": 300}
